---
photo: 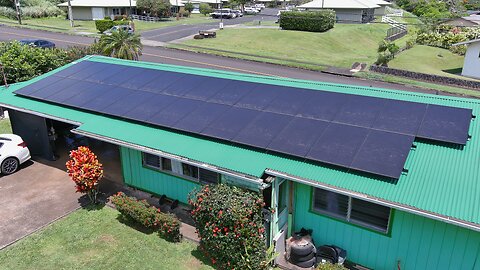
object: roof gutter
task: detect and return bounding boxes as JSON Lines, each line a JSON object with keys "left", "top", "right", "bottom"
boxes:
{"left": 265, "top": 169, "right": 480, "bottom": 233}
{"left": 72, "top": 129, "right": 267, "bottom": 190}
{"left": 0, "top": 103, "right": 82, "bottom": 126}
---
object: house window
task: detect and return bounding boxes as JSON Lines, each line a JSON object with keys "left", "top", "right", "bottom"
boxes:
{"left": 142, "top": 152, "right": 219, "bottom": 184}
{"left": 142, "top": 153, "right": 172, "bottom": 172}
{"left": 312, "top": 187, "right": 391, "bottom": 233}
{"left": 112, "top": 8, "right": 121, "bottom": 15}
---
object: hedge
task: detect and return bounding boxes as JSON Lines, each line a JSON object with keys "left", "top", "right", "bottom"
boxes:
{"left": 280, "top": 10, "right": 335, "bottom": 33}
{"left": 95, "top": 19, "right": 128, "bottom": 33}
{"left": 111, "top": 192, "right": 182, "bottom": 242}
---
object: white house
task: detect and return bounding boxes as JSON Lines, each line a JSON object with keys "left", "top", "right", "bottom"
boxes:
{"left": 453, "top": 39, "right": 480, "bottom": 80}
{"left": 298, "top": 0, "right": 379, "bottom": 23}
{"left": 58, "top": 0, "right": 138, "bottom": 20}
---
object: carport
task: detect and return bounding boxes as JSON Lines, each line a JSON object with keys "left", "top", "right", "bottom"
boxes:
{"left": 7, "top": 109, "right": 123, "bottom": 183}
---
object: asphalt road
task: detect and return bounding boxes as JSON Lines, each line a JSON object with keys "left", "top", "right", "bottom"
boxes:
{"left": 0, "top": 24, "right": 452, "bottom": 96}
{"left": 141, "top": 11, "right": 277, "bottom": 42}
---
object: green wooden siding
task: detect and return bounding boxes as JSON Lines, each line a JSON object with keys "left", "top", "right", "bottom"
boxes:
{"left": 120, "top": 147, "right": 200, "bottom": 204}
{"left": 293, "top": 183, "right": 480, "bottom": 270}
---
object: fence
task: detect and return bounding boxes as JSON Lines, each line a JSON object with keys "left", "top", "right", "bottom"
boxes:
{"left": 382, "top": 13, "right": 407, "bottom": 41}
{"left": 385, "top": 6, "right": 404, "bottom": 17}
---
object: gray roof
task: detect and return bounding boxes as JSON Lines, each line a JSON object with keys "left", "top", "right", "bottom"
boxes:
{"left": 299, "top": 0, "right": 379, "bottom": 9}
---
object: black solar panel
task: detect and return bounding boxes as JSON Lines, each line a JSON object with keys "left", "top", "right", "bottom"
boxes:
{"left": 233, "top": 112, "right": 292, "bottom": 149}
{"left": 268, "top": 117, "right": 329, "bottom": 157}
{"left": 307, "top": 123, "right": 369, "bottom": 167}
{"left": 13, "top": 60, "right": 474, "bottom": 179}
{"left": 351, "top": 130, "right": 414, "bottom": 178}
{"left": 418, "top": 104, "right": 472, "bottom": 144}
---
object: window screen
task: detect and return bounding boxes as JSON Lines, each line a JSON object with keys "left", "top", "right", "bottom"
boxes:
{"left": 182, "top": 163, "right": 199, "bottom": 179}
{"left": 199, "top": 168, "right": 219, "bottom": 184}
{"left": 143, "top": 153, "right": 160, "bottom": 168}
{"left": 312, "top": 187, "right": 391, "bottom": 233}
{"left": 313, "top": 188, "right": 349, "bottom": 219}
{"left": 350, "top": 198, "right": 390, "bottom": 232}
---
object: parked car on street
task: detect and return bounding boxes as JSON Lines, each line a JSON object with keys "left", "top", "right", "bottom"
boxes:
{"left": 232, "top": 10, "right": 243, "bottom": 17}
{"left": 244, "top": 7, "right": 259, "bottom": 14}
{"left": 19, "top": 39, "right": 55, "bottom": 48}
{"left": 254, "top": 3, "right": 265, "bottom": 10}
{"left": 103, "top": 25, "right": 135, "bottom": 35}
{"left": 210, "top": 9, "right": 236, "bottom": 19}
{"left": 0, "top": 134, "right": 31, "bottom": 175}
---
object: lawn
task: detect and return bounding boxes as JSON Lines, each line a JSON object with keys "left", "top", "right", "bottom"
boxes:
{"left": 388, "top": 45, "right": 468, "bottom": 79}
{"left": 173, "top": 23, "right": 390, "bottom": 69}
{"left": 0, "top": 206, "right": 213, "bottom": 270}
{"left": 0, "top": 118, "right": 12, "bottom": 134}
{"left": 0, "top": 14, "right": 213, "bottom": 36}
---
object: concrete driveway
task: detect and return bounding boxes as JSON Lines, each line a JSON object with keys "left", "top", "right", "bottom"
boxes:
{"left": 0, "top": 160, "right": 83, "bottom": 249}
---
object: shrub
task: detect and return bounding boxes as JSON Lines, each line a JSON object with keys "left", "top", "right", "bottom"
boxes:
{"left": 21, "top": 6, "right": 64, "bottom": 18}
{"left": 405, "top": 38, "right": 416, "bottom": 49}
{"left": 0, "top": 7, "right": 17, "bottom": 19}
{"left": 184, "top": 1, "right": 194, "bottom": 15}
{"left": 94, "top": 19, "right": 126, "bottom": 33}
{"left": 199, "top": 3, "right": 213, "bottom": 16}
{"left": 280, "top": 10, "right": 335, "bottom": 32}
{"left": 189, "top": 184, "right": 269, "bottom": 269}
{"left": 66, "top": 146, "right": 103, "bottom": 204}
{"left": 111, "top": 192, "right": 182, "bottom": 242}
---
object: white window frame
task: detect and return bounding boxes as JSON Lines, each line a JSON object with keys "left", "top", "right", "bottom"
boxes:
{"left": 142, "top": 152, "right": 219, "bottom": 185}
{"left": 312, "top": 187, "right": 392, "bottom": 234}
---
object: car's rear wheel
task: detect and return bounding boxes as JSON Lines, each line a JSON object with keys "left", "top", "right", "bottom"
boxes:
{"left": 1, "top": 157, "right": 19, "bottom": 175}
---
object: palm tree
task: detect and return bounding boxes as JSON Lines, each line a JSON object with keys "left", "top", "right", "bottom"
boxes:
{"left": 99, "top": 29, "right": 142, "bottom": 61}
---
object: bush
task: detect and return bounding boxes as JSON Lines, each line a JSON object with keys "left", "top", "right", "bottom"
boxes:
{"left": 21, "top": 6, "right": 64, "bottom": 18}
{"left": 66, "top": 146, "right": 103, "bottom": 204}
{"left": 111, "top": 192, "right": 182, "bottom": 242}
{"left": 280, "top": 10, "right": 335, "bottom": 33}
{"left": 405, "top": 38, "right": 416, "bottom": 49}
{"left": 0, "top": 7, "right": 17, "bottom": 19}
{"left": 199, "top": 3, "right": 213, "bottom": 16}
{"left": 189, "top": 184, "right": 269, "bottom": 269}
{"left": 95, "top": 19, "right": 128, "bottom": 33}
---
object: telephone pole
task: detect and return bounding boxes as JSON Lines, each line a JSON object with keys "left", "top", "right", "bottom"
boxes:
{"left": 67, "top": 0, "right": 74, "bottom": 27}
{"left": 14, "top": 0, "right": 21, "bottom": 25}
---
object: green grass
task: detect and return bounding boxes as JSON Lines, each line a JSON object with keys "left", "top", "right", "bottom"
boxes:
{"left": 174, "top": 23, "right": 390, "bottom": 69}
{"left": 0, "top": 206, "right": 213, "bottom": 270}
{"left": 0, "top": 118, "right": 12, "bottom": 134}
{"left": 389, "top": 45, "right": 469, "bottom": 79}
{"left": 0, "top": 14, "right": 213, "bottom": 36}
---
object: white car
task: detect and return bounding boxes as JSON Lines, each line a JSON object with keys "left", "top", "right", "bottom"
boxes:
{"left": 244, "top": 7, "right": 259, "bottom": 14}
{"left": 0, "top": 134, "right": 31, "bottom": 175}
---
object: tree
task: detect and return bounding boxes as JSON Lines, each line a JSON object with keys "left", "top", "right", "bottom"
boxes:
{"left": 230, "top": 0, "right": 249, "bottom": 11}
{"left": 66, "top": 146, "right": 103, "bottom": 204}
{"left": 199, "top": 3, "right": 213, "bottom": 16}
{"left": 184, "top": 1, "right": 194, "bottom": 16}
{"left": 137, "top": 0, "right": 171, "bottom": 17}
{"left": 99, "top": 30, "right": 143, "bottom": 61}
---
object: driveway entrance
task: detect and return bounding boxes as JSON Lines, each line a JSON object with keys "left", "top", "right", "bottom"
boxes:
{"left": 0, "top": 161, "right": 83, "bottom": 249}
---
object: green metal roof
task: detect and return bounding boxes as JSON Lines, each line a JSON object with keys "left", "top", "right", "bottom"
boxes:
{"left": 1, "top": 56, "right": 479, "bottom": 227}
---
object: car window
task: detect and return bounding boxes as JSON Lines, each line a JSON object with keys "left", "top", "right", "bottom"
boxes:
{"left": 0, "top": 142, "right": 3, "bottom": 148}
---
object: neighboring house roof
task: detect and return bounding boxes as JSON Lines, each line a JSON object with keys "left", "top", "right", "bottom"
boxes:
{"left": 444, "top": 15, "right": 480, "bottom": 26}
{"left": 182, "top": 0, "right": 224, "bottom": 4}
{"left": 453, "top": 38, "right": 480, "bottom": 46}
{"left": 299, "top": 0, "right": 379, "bottom": 9}
{"left": 1, "top": 56, "right": 480, "bottom": 231}
{"left": 362, "top": 0, "right": 392, "bottom": 6}
{"left": 58, "top": 0, "right": 137, "bottom": 7}
{"left": 463, "top": 14, "right": 480, "bottom": 24}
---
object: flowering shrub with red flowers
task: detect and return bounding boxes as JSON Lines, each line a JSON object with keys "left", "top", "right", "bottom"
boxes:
{"left": 189, "top": 184, "right": 268, "bottom": 269}
{"left": 66, "top": 146, "right": 103, "bottom": 204}
{"left": 111, "top": 192, "right": 182, "bottom": 242}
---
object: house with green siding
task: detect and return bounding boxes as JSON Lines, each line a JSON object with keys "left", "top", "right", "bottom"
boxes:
{"left": 1, "top": 56, "right": 479, "bottom": 270}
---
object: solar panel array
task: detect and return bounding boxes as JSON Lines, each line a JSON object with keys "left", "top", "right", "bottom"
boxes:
{"left": 14, "top": 60, "right": 473, "bottom": 179}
